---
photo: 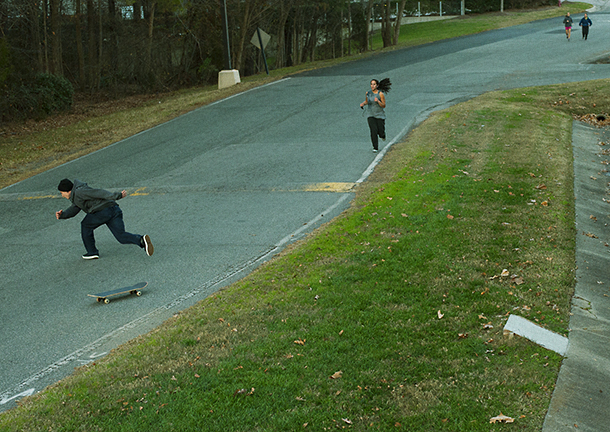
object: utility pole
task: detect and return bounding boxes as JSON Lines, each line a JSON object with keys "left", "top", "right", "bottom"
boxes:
{"left": 218, "top": 0, "right": 240, "bottom": 89}
{"left": 220, "top": 0, "right": 231, "bottom": 70}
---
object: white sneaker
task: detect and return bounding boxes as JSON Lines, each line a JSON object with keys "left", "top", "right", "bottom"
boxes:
{"left": 142, "top": 235, "right": 154, "bottom": 256}
{"left": 82, "top": 253, "right": 99, "bottom": 260}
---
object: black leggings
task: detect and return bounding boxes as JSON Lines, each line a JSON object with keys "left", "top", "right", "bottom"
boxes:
{"left": 367, "top": 117, "right": 385, "bottom": 150}
{"left": 582, "top": 26, "right": 589, "bottom": 39}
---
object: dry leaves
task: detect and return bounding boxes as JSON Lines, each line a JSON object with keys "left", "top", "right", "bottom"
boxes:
{"left": 233, "top": 387, "right": 255, "bottom": 397}
{"left": 329, "top": 371, "right": 342, "bottom": 379}
{"left": 489, "top": 413, "right": 515, "bottom": 424}
{"left": 511, "top": 275, "right": 524, "bottom": 285}
{"left": 437, "top": 310, "right": 444, "bottom": 319}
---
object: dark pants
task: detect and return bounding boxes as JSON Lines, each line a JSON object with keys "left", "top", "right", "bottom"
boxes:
{"left": 367, "top": 117, "right": 385, "bottom": 150}
{"left": 81, "top": 205, "right": 142, "bottom": 255}
{"left": 582, "top": 26, "right": 589, "bottom": 40}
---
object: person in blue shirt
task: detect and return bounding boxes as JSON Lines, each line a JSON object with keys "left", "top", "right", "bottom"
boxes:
{"left": 579, "top": 14, "right": 592, "bottom": 40}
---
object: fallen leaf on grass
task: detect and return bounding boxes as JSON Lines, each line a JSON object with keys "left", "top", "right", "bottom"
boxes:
{"left": 489, "top": 413, "right": 515, "bottom": 424}
{"left": 541, "top": 201, "right": 549, "bottom": 206}
{"left": 483, "top": 322, "right": 494, "bottom": 329}
{"left": 330, "top": 371, "right": 343, "bottom": 379}
{"left": 342, "top": 418, "right": 352, "bottom": 425}
{"left": 294, "top": 339, "right": 306, "bottom": 345}
{"left": 501, "top": 269, "right": 509, "bottom": 277}
{"left": 535, "top": 184, "right": 547, "bottom": 190}
{"left": 233, "top": 388, "right": 255, "bottom": 397}
{"left": 437, "top": 310, "right": 444, "bottom": 319}
{"left": 458, "top": 333, "right": 469, "bottom": 339}
{"left": 447, "top": 214, "right": 454, "bottom": 220}
{"left": 511, "top": 276, "right": 524, "bottom": 285}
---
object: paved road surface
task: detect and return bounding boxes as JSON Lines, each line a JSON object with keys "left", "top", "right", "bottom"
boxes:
{"left": 2, "top": 5, "right": 610, "bottom": 412}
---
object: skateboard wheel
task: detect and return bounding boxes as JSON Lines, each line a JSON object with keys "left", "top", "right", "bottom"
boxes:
{"left": 136, "top": 291, "right": 142, "bottom": 297}
{"left": 104, "top": 298, "right": 110, "bottom": 304}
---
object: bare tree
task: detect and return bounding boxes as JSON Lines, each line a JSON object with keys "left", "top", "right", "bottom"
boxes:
{"left": 49, "top": 0, "right": 63, "bottom": 75}
{"left": 393, "top": 0, "right": 407, "bottom": 45}
{"left": 74, "top": 0, "right": 85, "bottom": 89}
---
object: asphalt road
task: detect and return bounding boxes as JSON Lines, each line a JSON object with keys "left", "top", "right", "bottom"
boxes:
{"left": 3, "top": 5, "right": 610, "bottom": 412}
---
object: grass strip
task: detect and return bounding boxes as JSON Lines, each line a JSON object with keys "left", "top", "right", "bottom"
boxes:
{"left": 0, "top": 3, "right": 589, "bottom": 190}
{"left": 2, "top": 80, "right": 592, "bottom": 430}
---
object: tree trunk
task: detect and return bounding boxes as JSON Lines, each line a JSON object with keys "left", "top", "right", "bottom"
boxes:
{"left": 233, "top": 0, "right": 251, "bottom": 71}
{"left": 382, "top": 0, "right": 391, "bottom": 48}
{"left": 29, "top": 0, "right": 43, "bottom": 73}
{"left": 107, "top": 0, "right": 120, "bottom": 84}
{"left": 274, "top": 0, "right": 292, "bottom": 69}
{"left": 98, "top": 0, "right": 103, "bottom": 83}
{"left": 87, "top": 0, "right": 96, "bottom": 89}
{"left": 75, "top": 0, "right": 86, "bottom": 89}
{"left": 393, "top": 0, "right": 407, "bottom": 45}
{"left": 49, "top": 0, "right": 63, "bottom": 75}
{"left": 347, "top": 0, "right": 351, "bottom": 56}
{"left": 365, "top": 0, "right": 372, "bottom": 51}
{"left": 146, "top": 1, "right": 157, "bottom": 82}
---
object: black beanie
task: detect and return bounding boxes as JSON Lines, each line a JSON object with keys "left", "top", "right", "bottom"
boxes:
{"left": 58, "top": 179, "right": 74, "bottom": 192}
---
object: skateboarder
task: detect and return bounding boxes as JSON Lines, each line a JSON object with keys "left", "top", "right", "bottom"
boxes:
{"left": 55, "top": 179, "right": 153, "bottom": 259}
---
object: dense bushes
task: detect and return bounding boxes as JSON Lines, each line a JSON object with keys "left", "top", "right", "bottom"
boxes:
{"left": 1, "top": 73, "right": 74, "bottom": 123}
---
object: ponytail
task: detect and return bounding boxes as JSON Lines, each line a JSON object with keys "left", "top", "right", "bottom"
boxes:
{"left": 377, "top": 78, "right": 392, "bottom": 94}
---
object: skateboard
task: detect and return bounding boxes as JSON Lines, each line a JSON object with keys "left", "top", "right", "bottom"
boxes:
{"left": 88, "top": 282, "right": 147, "bottom": 304}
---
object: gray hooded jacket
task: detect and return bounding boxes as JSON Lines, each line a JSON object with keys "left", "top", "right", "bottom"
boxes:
{"left": 58, "top": 179, "right": 122, "bottom": 219}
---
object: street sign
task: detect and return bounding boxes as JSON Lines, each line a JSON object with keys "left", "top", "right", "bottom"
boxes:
{"left": 251, "top": 28, "right": 270, "bottom": 50}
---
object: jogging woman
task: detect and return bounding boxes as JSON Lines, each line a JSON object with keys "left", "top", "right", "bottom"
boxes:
{"left": 360, "top": 78, "right": 391, "bottom": 153}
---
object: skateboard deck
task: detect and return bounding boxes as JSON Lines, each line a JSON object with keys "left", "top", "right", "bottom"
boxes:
{"left": 88, "top": 282, "right": 147, "bottom": 304}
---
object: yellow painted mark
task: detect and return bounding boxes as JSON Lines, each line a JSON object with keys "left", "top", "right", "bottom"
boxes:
{"left": 130, "top": 187, "right": 149, "bottom": 196}
{"left": 300, "top": 182, "right": 355, "bottom": 193}
{"left": 19, "top": 195, "right": 58, "bottom": 200}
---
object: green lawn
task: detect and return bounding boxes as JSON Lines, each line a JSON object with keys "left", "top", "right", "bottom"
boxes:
{"left": 0, "top": 3, "right": 599, "bottom": 431}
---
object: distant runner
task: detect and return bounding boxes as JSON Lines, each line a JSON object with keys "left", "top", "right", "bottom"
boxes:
{"left": 55, "top": 179, "right": 153, "bottom": 260}
{"left": 579, "top": 13, "right": 592, "bottom": 40}
{"left": 563, "top": 12, "right": 573, "bottom": 41}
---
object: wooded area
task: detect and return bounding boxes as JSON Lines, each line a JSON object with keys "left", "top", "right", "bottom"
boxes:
{"left": 0, "top": 0, "right": 555, "bottom": 120}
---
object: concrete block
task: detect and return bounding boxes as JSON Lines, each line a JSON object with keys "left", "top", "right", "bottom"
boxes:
{"left": 218, "top": 69, "right": 241, "bottom": 89}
